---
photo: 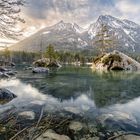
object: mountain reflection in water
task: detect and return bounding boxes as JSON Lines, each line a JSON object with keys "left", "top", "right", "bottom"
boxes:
{"left": 1, "top": 66, "right": 140, "bottom": 132}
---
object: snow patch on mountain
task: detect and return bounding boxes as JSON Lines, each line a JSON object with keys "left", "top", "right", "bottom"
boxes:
{"left": 72, "top": 23, "right": 85, "bottom": 33}
{"left": 123, "top": 29, "right": 130, "bottom": 35}
{"left": 42, "top": 31, "right": 51, "bottom": 35}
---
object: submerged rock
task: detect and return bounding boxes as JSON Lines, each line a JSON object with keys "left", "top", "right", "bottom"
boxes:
{"left": 114, "top": 134, "right": 140, "bottom": 140}
{"left": 69, "top": 121, "right": 83, "bottom": 131}
{"left": 0, "top": 88, "right": 16, "bottom": 104}
{"left": 80, "top": 137, "right": 99, "bottom": 140}
{"left": 64, "top": 107, "right": 80, "bottom": 114}
{"left": 36, "top": 129, "right": 71, "bottom": 140}
{"left": 32, "top": 67, "right": 49, "bottom": 73}
{"left": 18, "top": 111, "right": 35, "bottom": 120}
{"left": 91, "top": 50, "right": 140, "bottom": 71}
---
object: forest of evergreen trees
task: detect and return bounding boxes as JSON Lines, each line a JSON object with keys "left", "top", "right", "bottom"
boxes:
{"left": 1, "top": 44, "right": 140, "bottom": 65}
{"left": 0, "top": 45, "right": 96, "bottom": 65}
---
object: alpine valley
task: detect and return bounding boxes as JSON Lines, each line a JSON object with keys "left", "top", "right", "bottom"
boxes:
{"left": 10, "top": 15, "right": 140, "bottom": 53}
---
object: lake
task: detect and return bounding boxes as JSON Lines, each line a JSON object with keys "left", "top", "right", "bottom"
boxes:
{"left": 1, "top": 65, "right": 140, "bottom": 139}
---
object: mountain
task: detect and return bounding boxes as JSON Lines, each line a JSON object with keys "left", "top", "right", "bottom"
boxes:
{"left": 10, "top": 15, "right": 140, "bottom": 53}
{"left": 87, "top": 15, "right": 140, "bottom": 53}
{"left": 10, "top": 21, "right": 89, "bottom": 52}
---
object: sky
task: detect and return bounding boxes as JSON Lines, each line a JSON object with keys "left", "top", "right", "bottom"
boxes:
{"left": 21, "top": 0, "right": 140, "bottom": 32}
{"left": 1, "top": 0, "right": 140, "bottom": 46}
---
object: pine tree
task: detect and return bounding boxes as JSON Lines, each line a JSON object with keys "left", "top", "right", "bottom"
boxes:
{"left": 94, "top": 24, "right": 112, "bottom": 54}
{"left": 45, "top": 44, "right": 56, "bottom": 62}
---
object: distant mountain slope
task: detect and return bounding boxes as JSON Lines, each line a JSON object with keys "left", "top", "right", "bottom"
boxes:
{"left": 10, "top": 15, "right": 140, "bottom": 53}
{"left": 10, "top": 21, "right": 89, "bottom": 52}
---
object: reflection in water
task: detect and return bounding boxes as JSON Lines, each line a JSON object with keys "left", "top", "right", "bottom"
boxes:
{"left": 1, "top": 66, "right": 140, "bottom": 132}
{"left": 0, "top": 79, "right": 96, "bottom": 114}
{"left": 0, "top": 79, "right": 47, "bottom": 100}
{"left": 16, "top": 66, "right": 140, "bottom": 108}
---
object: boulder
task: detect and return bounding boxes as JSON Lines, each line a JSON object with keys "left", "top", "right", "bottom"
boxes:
{"left": 33, "top": 58, "right": 50, "bottom": 67}
{"left": 91, "top": 50, "right": 140, "bottom": 71}
{"left": 33, "top": 58, "right": 61, "bottom": 68}
{"left": 47, "top": 61, "right": 62, "bottom": 68}
{"left": 0, "top": 88, "right": 17, "bottom": 104}
{"left": 0, "top": 61, "right": 15, "bottom": 67}
{"left": 0, "top": 67, "right": 8, "bottom": 72}
{"left": 32, "top": 67, "right": 49, "bottom": 73}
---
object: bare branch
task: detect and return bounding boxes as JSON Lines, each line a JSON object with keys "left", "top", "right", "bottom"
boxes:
{"left": 0, "top": 0, "right": 25, "bottom": 39}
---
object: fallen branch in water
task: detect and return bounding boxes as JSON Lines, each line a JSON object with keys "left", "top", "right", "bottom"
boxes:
{"left": 36, "top": 106, "right": 44, "bottom": 128}
{"left": 108, "top": 132, "right": 140, "bottom": 140}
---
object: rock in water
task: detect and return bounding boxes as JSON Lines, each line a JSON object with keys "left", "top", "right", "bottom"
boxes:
{"left": 69, "top": 121, "right": 83, "bottom": 131}
{"left": 36, "top": 129, "right": 71, "bottom": 140}
{"left": 91, "top": 50, "right": 140, "bottom": 71}
{"left": 33, "top": 58, "right": 50, "bottom": 67}
{"left": 47, "top": 61, "right": 62, "bottom": 68}
{"left": 0, "top": 88, "right": 17, "bottom": 104}
{"left": 18, "top": 111, "right": 35, "bottom": 120}
{"left": 114, "top": 134, "right": 140, "bottom": 140}
{"left": 33, "top": 58, "right": 62, "bottom": 68}
{"left": 32, "top": 67, "right": 49, "bottom": 73}
{"left": 0, "top": 67, "right": 17, "bottom": 78}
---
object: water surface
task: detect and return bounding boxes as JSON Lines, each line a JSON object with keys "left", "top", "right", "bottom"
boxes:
{"left": 1, "top": 65, "right": 140, "bottom": 132}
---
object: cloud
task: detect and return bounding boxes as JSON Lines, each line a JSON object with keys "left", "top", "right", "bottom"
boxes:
{"left": 116, "top": 0, "right": 140, "bottom": 14}
{"left": 22, "top": 0, "right": 114, "bottom": 27}
{"left": 18, "top": 0, "right": 140, "bottom": 35}
{"left": 115, "top": 0, "right": 140, "bottom": 23}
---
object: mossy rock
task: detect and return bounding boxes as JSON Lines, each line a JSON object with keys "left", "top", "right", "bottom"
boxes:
{"left": 101, "top": 54, "right": 122, "bottom": 65}
{"left": 93, "top": 54, "right": 105, "bottom": 64}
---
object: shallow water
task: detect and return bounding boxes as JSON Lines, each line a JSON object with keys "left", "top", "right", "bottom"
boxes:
{"left": 1, "top": 65, "right": 140, "bottom": 133}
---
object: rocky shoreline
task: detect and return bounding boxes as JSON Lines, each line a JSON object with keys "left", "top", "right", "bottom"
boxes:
{"left": 0, "top": 106, "right": 140, "bottom": 140}
{"left": 0, "top": 67, "right": 17, "bottom": 78}
{"left": 0, "top": 89, "right": 140, "bottom": 140}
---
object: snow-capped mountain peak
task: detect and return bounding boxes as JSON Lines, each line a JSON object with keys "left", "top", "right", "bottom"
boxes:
{"left": 10, "top": 15, "right": 140, "bottom": 53}
{"left": 87, "top": 15, "right": 140, "bottom": 52}
{"left": 72, "top": 23, "right": 85, "bottom": 33}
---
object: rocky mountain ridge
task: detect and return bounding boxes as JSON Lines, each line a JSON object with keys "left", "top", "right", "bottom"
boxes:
{"left": 10, "top": 15, "right": 140, "bottom": 53}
